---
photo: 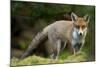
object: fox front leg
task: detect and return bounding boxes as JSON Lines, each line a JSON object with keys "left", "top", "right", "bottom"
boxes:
{"left": 67, "top": 41, "right": 76, "bottom": 55}
{"left": 75, "top": 41, "right": 85, "bottom": 53}
{"left": 74, "top": 43, "right": 82, "bottom": 53}
{"left": 72, "top": 42, "right": 84, "bottom": 54}
{"left": 70, "top": 46, "right": 76, "bottom": 55}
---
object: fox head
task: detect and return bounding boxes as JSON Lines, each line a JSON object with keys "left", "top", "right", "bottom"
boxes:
{"left": 71, "top": 12, "right": 90, "bottom": 36}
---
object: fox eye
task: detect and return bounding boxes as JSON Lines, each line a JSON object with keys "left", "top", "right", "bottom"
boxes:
{"left": 82, "top": 25, "right": 85, "bottom": 29}
{"left": 75, "top": 25, "right": 80, "bottom": 29}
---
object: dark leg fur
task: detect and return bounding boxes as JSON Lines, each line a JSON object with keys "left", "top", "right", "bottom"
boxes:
{"left": 74, "top": 43, "right": 82, "bottom": 52}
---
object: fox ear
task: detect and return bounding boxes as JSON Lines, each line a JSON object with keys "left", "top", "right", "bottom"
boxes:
{"left": 71, "top": 12, "right": 78, "bottom": 22}
{"left": 84, "top": 15, "right": 90, "bottom": 23}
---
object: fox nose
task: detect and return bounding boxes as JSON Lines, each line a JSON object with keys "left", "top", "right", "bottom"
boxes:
{"left": 79, "top": 33, "right": 82, "bottom": 36}
{"left": 79, "top": 28, "right": 83, "bottom": 36}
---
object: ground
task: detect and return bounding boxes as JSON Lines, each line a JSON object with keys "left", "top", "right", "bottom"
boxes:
{"left": 11, "top": 51, "right": 89, "bottom": 66}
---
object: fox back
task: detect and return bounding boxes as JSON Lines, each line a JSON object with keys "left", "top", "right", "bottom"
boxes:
{"left": 43, "top": 13, "right": 90, "bottom": 42}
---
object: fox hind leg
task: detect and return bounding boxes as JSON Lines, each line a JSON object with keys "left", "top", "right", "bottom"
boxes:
{"left": 48, "top": 32, "right": 61, "bottom": 59}
{"left": 54, "top": 39, "right": 61, "bottom": 59}
{"left": 49, "top": 39, "right": 61, "bottom": 60}
{"left": 61, "top": 42, "right": 67, "bottom": 51}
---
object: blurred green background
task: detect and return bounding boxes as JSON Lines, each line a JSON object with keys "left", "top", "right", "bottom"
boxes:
{"left": 11, "top": 1, "right": 95, "bottom": 65}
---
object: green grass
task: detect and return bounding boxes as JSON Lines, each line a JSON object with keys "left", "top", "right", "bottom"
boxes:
{"left": 11, "top": 51, "right": 89, "bottom": 66}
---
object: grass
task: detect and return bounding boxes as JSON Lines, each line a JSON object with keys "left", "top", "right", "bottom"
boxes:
{"left": 11, "top": 50, "right": 89, "bottom": 66}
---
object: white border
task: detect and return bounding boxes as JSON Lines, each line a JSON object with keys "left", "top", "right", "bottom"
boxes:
{"left": 14, "top": 0, "right": 95, "bottom": 5}
{"left": 0, "top": 0, "right": 98, "bottom": 67}
{"left": 0, "top": 0, "right": 10, "bottom": 67}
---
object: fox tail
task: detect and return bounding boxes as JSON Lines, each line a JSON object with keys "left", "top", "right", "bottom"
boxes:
{"left": 20, "top": 31, "right": 48, "bottom": 59}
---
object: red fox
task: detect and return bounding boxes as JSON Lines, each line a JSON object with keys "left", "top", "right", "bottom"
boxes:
{"left": 21, "top": 12, "right": 90, "bottom": 59}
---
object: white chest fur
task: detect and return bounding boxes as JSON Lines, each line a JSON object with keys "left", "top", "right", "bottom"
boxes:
{"left": 71, "top": 29, "right": 86, "bottom": 47}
